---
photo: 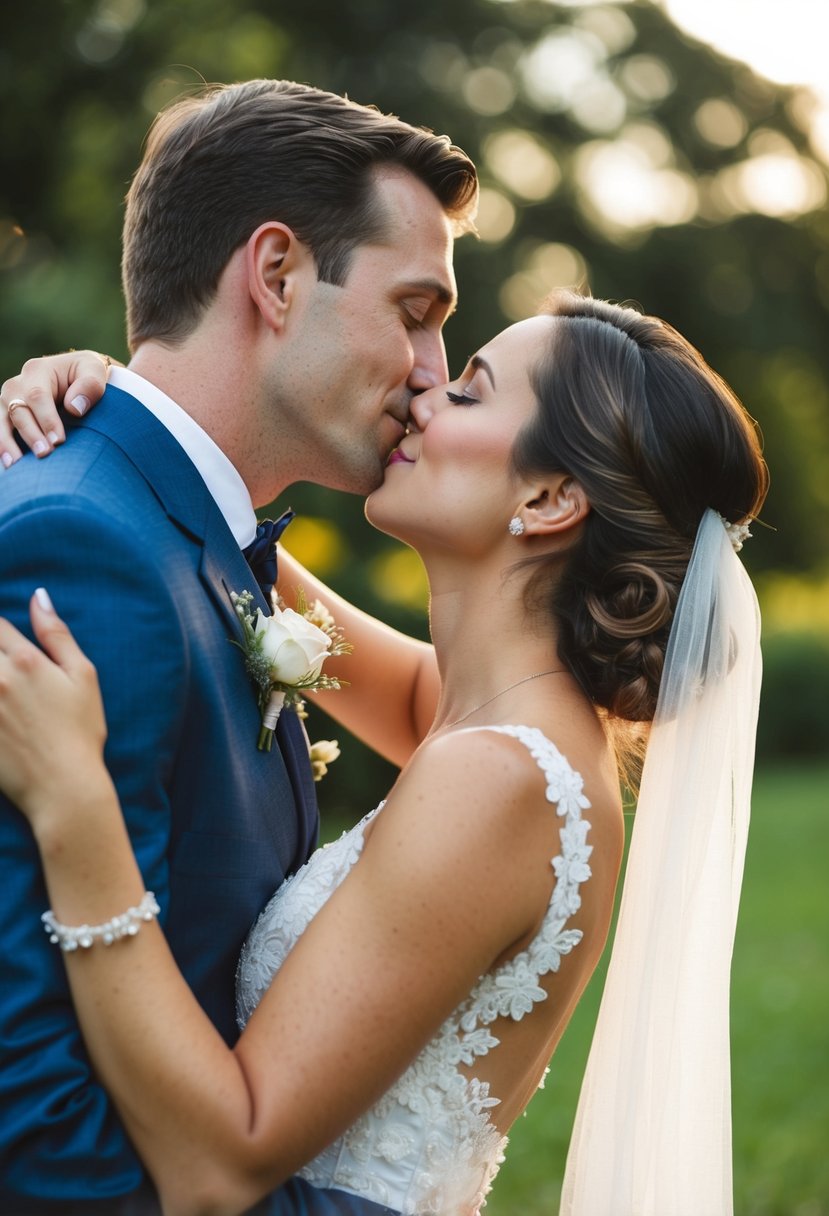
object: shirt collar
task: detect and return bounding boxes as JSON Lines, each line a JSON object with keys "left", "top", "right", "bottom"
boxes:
{"left": 107, "top": 367, "right": 257, "bottom": 548}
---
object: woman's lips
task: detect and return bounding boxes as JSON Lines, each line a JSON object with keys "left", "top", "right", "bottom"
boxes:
{"left": 388, "top": 449, "right": 415, "bottom": 465}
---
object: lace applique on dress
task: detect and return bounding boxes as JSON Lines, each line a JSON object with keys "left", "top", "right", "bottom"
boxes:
{"left": 237, "top": 804, "right": 384, "bottom": 1027}
{"left": 236, "top": 725, "right": 592, "bottom": 1215}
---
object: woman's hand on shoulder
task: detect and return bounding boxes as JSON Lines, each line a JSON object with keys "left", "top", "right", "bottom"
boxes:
{"left": 0, "top": 350, "right": 113, "bottom": 465}
{"left": 0, "top": 591, "right": 109, "bottom": 833}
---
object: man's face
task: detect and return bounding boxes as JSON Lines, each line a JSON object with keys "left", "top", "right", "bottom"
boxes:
{"left": 272, "top": 168, "right": 458, "bottom": 495}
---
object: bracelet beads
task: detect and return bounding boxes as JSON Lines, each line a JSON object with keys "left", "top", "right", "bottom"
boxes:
{"left": 42, "top": 891, "right": 161, "bottom": 952}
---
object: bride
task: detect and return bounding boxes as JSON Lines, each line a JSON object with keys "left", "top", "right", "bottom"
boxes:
{"left": 0, "top": 292, "right": 767, "bottom": 1216}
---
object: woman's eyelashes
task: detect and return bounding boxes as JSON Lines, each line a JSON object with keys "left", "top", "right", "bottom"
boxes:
{"left": 446, "top": 389, "right": 479, "bottom": 406}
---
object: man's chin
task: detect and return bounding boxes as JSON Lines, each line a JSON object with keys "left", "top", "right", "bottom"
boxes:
{"left": 356, "top": 455, "right": 390, "bottom": 497}
{"left": 311, "top": 455, "right": 385, "bottom": 497}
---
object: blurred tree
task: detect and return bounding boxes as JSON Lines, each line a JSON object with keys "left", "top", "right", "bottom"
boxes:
{"left": 2, "top": 0, "right": 828, "bottom": 798}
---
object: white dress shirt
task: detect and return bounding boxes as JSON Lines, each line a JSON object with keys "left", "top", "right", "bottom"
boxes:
{"left": 107, "top": 366, "right": 258, "bottom": 548}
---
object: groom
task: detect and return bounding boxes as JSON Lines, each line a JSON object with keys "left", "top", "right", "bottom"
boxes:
{"left": 0, "top": 80, "right": 475, "bottom": 1214}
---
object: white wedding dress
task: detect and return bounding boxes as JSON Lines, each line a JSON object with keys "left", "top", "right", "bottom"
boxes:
{"left": 236, "top": 725, "right": 593, "bottom": 1215}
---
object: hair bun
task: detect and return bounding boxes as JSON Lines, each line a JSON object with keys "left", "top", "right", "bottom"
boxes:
{"left": 586, "top": 562, "right": 672, "bottom": 640}
{"left": 576, "top": 562, "right": 673, "bottom": 722}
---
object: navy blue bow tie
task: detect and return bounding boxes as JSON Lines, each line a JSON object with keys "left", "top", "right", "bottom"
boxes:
{"left": 242, "top": 509, "right": 294, "bottom": 603}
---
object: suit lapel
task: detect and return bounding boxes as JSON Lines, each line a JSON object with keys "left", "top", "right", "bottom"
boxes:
{"left": 200, "top": 509, "right": 321, "bottom": 870}
{"left": 74, "top": 386, "right": 263, "bottom": 636}
{"left": 199, "top": 511, "right": 262, "bottom": 640}
{"left": 72, "top": 387, "right": 319, "bottom": 866}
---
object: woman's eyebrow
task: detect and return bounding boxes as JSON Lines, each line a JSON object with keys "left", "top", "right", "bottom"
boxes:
{"left": 470, "top": 354, "right": 495, "bottom": 388}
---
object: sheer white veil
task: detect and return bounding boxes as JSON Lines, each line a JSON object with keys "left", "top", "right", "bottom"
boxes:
{"left": 560, "top": 508, "right": 762, "bottom": 1215}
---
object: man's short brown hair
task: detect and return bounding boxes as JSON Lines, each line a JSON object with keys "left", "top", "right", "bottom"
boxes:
{"left": 122, "top": 79, "right": 478, "bottom": 348}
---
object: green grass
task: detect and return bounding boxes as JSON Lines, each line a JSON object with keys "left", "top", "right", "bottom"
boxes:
{"left": 483, "top": 764, "right": 829, "bottom": 1216}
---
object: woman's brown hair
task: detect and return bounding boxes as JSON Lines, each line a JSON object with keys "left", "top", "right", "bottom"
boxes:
{"left": 514, "top": 292, "right": 769, "bottom": 726}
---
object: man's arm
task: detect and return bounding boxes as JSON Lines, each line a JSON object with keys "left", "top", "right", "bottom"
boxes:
{"left": 0, "top": 500, "right": 186, "bottom": 1206}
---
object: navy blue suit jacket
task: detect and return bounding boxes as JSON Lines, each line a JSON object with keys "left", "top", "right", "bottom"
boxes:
{"left": 0, "top": 388, "right": 394, "bottom": 1215}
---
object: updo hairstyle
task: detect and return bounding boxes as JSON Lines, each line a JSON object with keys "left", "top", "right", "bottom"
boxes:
{"left": 513, "top": 292, "right": 769, "bottom": 725}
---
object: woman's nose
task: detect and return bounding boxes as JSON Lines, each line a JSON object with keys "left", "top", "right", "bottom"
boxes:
{"left": 407, "top": 382, "right": 450, "bottom": 432}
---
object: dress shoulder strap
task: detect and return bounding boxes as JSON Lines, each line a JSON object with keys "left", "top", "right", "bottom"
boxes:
{"left": 455, "top": 724, "right": 592, "bottom": 820}
{"left": 447, "top": 724, "right": 594, "bottom": 1040}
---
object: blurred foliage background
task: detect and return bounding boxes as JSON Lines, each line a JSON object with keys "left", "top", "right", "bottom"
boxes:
{"left": 2, "top": 2, "right": 827, "bottom": 1211}
{"left": 3, "top": 0, "right": 829, "bottom": 803}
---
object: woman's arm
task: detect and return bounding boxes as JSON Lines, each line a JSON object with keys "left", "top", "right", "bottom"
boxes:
{"left": 278, "top": 549, "right": 439, "bottom": 766}
{"left": 0, "top": 597, "right": 552, "bottom": 1216}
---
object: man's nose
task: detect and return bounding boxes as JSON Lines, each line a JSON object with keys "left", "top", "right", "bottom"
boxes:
{"left": 407, "top": 331, "right": 449, "bottom": 396}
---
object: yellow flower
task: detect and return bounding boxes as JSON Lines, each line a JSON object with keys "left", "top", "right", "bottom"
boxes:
{"left": 309, "top": 738, "right": 341, "bottom": 782}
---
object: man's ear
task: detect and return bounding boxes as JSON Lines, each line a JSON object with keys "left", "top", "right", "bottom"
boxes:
{"left": 520, "top": 475, "right": 590, "bottom": 539}
{"left": 245, "top": 222, "right": 309, "bottom": 333}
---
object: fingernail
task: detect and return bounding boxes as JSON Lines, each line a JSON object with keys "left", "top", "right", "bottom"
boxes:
{"left": 47, "top": 430, "right": 61, "bottom": 445}
{"left": 35, "top": 588, "right": 54, "bottom": 612}
{"left": 70, "top": 395, "right": 90, "bottom": 416}
{"left": 33, "top": 440, "right": 48, "bottom": 456}
{"left": 1, "top": 452, "right": 12, "bottom": 469}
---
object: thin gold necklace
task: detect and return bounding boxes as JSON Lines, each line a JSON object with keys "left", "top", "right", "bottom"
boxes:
{"left": 444, "top": 669, "right": 568, "bottom": 730}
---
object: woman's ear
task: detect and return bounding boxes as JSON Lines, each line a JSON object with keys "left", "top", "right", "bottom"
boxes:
{"left": 245, "top": 222, "right": 309, "bottom": 333}
{"left": 520, "top": 475, "right": 590, "bottom": 539}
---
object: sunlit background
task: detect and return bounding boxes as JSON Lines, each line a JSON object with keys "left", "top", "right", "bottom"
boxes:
{"left": 665, "top": 0, "right": 829, "bottom": 158}
{"left": 2, "top": 3, "right": 827, "bottom": 1212}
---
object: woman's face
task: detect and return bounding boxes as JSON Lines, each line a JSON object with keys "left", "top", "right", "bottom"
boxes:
{"left": 365, "top": 315, "right": 556, "bottom": 556}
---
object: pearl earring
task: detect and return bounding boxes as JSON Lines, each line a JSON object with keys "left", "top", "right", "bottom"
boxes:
{"left": 508, "top": 516, "right": 525, "bottom": 537}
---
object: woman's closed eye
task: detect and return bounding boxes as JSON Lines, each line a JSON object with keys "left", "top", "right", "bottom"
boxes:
{"left": 446, "top": 389, "right": 479, "bottom": 406}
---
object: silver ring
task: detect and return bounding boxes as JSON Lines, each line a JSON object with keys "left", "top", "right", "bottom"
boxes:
{"left": 6, "top": 398, "right": 29, "bottom": 423}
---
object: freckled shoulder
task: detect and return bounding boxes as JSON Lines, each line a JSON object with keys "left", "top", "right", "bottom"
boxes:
{"left": 359, "top": 726, "right": 572, "bottom": 978}
{"left": 381, "top": 726, "right": 560, "bottom": 846}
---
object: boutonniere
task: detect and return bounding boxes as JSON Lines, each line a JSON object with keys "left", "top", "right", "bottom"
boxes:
{"left": 231, "top": 588, "right": 352, "bottom": 751}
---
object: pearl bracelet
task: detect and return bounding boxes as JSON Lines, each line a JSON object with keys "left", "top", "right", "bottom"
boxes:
{"left": 42, "top": 892, "right": 160, "bottom": 952}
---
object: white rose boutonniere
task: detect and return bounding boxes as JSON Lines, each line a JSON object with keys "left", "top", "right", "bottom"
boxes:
{"left": 231, "top": 588, "right": 352, "bottom": 751}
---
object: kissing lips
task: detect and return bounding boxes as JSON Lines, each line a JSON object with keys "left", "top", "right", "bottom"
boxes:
{"left": 387, "top": 448, "right": 415, "bottom": 466}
